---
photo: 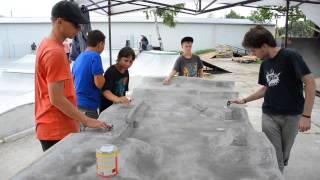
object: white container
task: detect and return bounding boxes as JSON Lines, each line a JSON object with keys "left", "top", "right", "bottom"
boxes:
{"left": 96, "top": 144, "right": 118, "bottom": 178}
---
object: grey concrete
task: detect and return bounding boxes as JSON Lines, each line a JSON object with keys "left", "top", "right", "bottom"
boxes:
{"left": 0, "top": 55, "right": 35, "bottom": 114}
{"left": 12, "top": 77, "right": 283, "bottom": 180}
{"left": 0, "top": 103, "right": 35, "bottom": 140}
{"left": 129, "top": 51, "right": 179, "bottom": 77}
{"left": 0, "top": 133, "right": 43, "bottom": 180}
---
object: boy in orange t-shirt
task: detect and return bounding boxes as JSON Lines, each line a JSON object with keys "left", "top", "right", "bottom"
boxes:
{"left": 35, "top": 1, "right": 111, "bottom": 151}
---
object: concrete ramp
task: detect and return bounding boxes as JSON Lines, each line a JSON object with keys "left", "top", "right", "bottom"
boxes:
{"left": 0, "top": 54, "right": 35, "bottom": 114}
{"left": 288, "top": 38, "right": 320, "bottom": 78}
{"left": 129, "top": 51, "right": 179, "bottom": 77}
{"left": 13, "top": 77, "right": 283, "bottom": 180}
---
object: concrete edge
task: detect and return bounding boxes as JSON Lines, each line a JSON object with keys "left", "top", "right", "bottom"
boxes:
{"left": 1, "top": 127, "right": 35, "bottom": 143}
{"left": 0, "top": 102, "right": 34, "bottom": 116}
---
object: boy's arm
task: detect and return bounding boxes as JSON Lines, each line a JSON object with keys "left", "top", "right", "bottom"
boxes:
{"left": 230, "top": 86, "right": 267, "bottom": 104}
{"left": 163, "top": 69, "right": 177, "bottom": 85}
{"left": 48, "top": 80, "right": 109, "bottom": 129}
{"left": 299, "top": 74, "right": 315, "bottom": 132}
{"left": 198, "top": 68, "right": 204, "bottom": 78}
{"left": 102, "top": 90, "right": 130, "bottom": 105}
{"left": 94, "top": 75, "right": 105, "bottom": 89}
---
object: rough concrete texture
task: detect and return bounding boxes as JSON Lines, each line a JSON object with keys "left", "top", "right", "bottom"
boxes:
{"left": 0, "top": 103, "right": 35, "bottom": 140}
{"left": 13, "top": 77, "right": 283, "bottom": 180}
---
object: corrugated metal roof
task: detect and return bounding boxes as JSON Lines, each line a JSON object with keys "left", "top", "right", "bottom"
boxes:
{"left": 0, "top": 16, "right": 274, "bottom": 25}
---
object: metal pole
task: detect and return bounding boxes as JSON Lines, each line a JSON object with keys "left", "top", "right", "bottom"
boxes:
{"left": 108, "top": 0, "right": 112, "bottom": 66}
{"left": 284, "top": 0, "right": 290, "bottom": 48}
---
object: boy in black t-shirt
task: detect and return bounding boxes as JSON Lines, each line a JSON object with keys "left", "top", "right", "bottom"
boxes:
{"left": 230, "top": 25, "right": 315, "bottom": 172}
{"left": 100, "top": 47, "right": 136, "bottom": 113}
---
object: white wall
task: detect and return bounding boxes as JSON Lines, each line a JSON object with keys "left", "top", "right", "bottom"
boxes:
{"left": 0, "top": 21, "right": 275, "bottom": 59}
{"left": 0, "top": 23, "right": 49, "bottom": 59}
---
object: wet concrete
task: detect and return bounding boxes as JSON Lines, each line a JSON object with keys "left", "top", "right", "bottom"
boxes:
{"left": 12, "top": 77, "right": 283, "bottom": 180}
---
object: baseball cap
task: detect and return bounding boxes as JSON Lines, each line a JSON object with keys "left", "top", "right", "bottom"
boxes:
{"left": 181, "top": 36, "right": 193, "bottom": 44}
{"left": 51, "top": 1, "right": 89, "bottom": 24}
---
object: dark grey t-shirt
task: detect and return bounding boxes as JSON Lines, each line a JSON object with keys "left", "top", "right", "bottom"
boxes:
{"left": 258, "top": 48, "right": 311, "bottom": 115}
{"left": 173, "top": 54, "right": 203, "bottom": 77}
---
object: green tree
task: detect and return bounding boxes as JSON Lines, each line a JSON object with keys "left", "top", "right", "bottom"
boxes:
{"left": 275, "top": 6, "right": 315, "bottom": 38}
{"left": 278, "top": 20, "right": 315, "bottom": 38}
{"left": 248, "top": 8, "right": 275, "bottom": 23}
{"left": 225, "top": 10, "right": 245, "bottom": 19}
{"left": 144, "top": 4, "right": 184, "bottom": 50}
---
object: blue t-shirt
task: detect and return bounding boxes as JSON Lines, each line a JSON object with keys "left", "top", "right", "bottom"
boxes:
{"left": 72, "top": 51, "right": 104, "bottom": 110}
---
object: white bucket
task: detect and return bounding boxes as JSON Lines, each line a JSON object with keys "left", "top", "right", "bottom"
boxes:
{"left": 96, "top": 144, "right": 118, "bottom": 178}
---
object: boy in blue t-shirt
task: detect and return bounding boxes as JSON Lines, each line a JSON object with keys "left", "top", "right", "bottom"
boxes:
{"left": 72, "top": 30, "right": 106, "bottom": 130}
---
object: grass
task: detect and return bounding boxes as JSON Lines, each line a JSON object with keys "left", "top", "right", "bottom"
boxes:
{"left": 255, "top": 59, "right": 262, "bottom": 64}
{"left": 194, "top": 48, "right": 216, "bottom": 55}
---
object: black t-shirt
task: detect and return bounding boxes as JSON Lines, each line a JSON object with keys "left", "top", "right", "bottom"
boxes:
{"left": 100, "top": 65, "right": 129, "bottom": 112}
{"left": 258, "top": 48, "right": 311, "bottom": 115}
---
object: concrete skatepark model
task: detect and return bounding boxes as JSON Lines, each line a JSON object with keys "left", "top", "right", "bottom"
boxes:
{"left": 12, "top": 77, "right": 284, "bottom": 180}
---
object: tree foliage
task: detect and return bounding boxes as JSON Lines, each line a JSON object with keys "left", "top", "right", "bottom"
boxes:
{"left": 247, "top": 6, "right": 316, "bottom": 38}
{"left": 144, "top": 3, "right": 184, "bottom": 28}
{"left": 248, "top": 8, "right": 275, "bottom": 23}
{"left": 225, "top": 10, "right": 245, "bottom": 19}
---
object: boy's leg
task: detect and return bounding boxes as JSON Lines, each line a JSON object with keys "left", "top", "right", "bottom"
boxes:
{"left": 262, "top": 113, "right": 284, "bottom": 172}
{"left": 281, "top": 115, "right": 300, "bottom": 167}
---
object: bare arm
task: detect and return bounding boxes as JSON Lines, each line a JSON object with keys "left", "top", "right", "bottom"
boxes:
{"left": 302, "top": 74, "right": 315, "bottom": 117}
{"left": 230, "top": 86, "right": 267, "bottom": 104}
{"left": 94, "top": 74, "right": 105, "bottom": 89}
{"left": 102, "top": 90, "right": 130, "bottom": 105}
{"left": 198, "top": 68, "right": 204, "bottom": 78}
{"left": 163, "top": 69, "right": 177, "bottom": 85}
{"left": 299, "top": 74, "right": 315, "bottom": 132}
{"left": 48, "top": 81, "right": 108, "bottom": 129}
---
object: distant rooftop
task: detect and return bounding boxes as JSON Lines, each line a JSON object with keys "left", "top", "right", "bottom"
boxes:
{"left": 0, "top": 16, "right": 274, "bottom": 26}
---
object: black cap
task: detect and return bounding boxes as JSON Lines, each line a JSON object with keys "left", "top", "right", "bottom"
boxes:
{"left": 181, "top": 36, "right": 193, "bottom": 44}
{"left": 51, "top": 1, "right": 89, "bottom": 24}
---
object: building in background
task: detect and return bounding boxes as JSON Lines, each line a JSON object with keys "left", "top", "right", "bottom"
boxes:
{"left": 0, "top": 16, "right": 274, "bottom": 60}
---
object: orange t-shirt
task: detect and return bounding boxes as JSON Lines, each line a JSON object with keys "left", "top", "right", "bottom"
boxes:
{"left": 35, "top": 38, "right": 80, "bottom": 140}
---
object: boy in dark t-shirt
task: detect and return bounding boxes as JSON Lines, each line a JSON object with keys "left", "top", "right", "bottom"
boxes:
{"left": 230, "top": 25, "right": 315, "bottom": 172}
{"left": 100, "top": 47, "right": 136, "bottom": 113}
{"left": 163, "top": 36, "right": 203, "bottom": 85}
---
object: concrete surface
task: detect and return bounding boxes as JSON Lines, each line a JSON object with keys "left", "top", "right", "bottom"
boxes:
{"left": 12, "top": 77, "right": 283, "bottom": 180}
{"left": 0, "top": 103, "right": 34, "bottom": 140}
{"left": 129, "top": 51, "right": 179, "bottom": 77}
{"left": 0, "top": 55, "right": 35, "bottom": 114}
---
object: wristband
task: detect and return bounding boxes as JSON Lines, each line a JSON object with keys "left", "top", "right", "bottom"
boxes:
{"left": 302, "top": 114, "right": 311, "bottom": 118}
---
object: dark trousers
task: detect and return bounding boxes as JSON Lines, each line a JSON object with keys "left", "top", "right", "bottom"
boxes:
{"left": 39, "top": 140, "right": 60, "bottom": 152}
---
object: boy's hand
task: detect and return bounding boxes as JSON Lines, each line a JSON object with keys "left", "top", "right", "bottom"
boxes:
{"left": 118, "top": 96, "right": 131, "bottom": 105}
{"left": 84, "top": 118, "right": 108, "bottom": 129}
{"left": 229, "top": 99, "right": 246, "bottom": 104}
{"left": 298, "top": 116, "right": 311, "bottom": 132}
{"left": 163, "top": 77, "right": 171, "bottom": 85}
